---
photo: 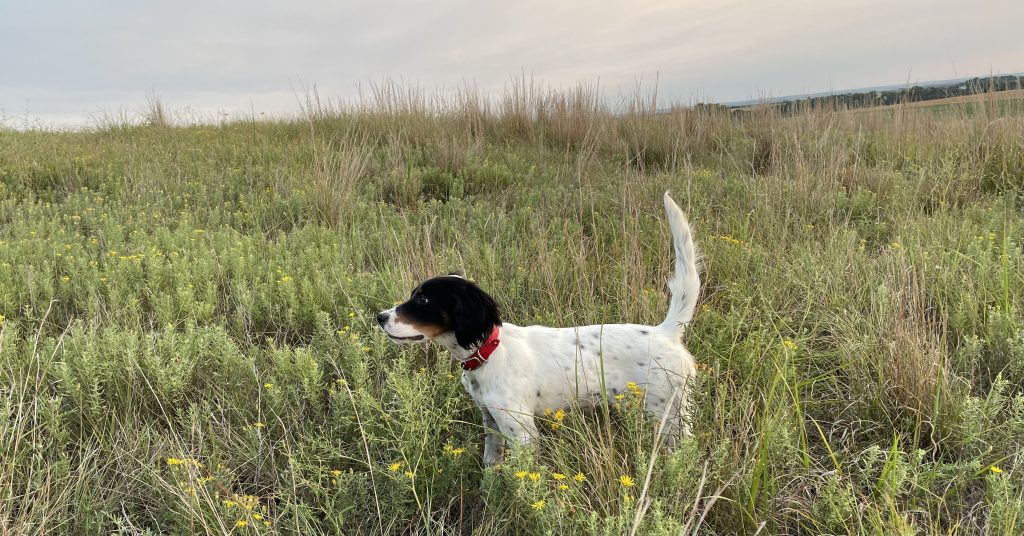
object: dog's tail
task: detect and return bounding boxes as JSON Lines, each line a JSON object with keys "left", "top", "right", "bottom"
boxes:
{"left": 659, "top": 191, "right": 700, "bottom": 338}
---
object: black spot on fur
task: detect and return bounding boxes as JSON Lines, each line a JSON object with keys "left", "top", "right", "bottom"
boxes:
{"left": 611, "top": 388, "right": 618, "bottom": 394}
{"left": 470, "top": 378, "right": 479, "bottom": 391}
{"left": 536, "top": 390, "right": 542, "bottom": 398}
{"left": 640, "top": 329, "right": 649, "bottom": 335}
{"left": 659, "top": 398, "right": 666, "bottom": 403}
{"left": 637, "top": 362, "right": 645, "bottom": 367}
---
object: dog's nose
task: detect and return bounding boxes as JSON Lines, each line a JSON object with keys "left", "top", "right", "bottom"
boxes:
{"left": 376, "top": 312, "right": 389, "bottom": 325}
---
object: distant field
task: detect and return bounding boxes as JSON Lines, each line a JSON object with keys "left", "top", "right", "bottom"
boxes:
{"left": 867, "top": 89, "right": 1024, "bottom": 115}
{"left": 0, "top": 85, "right": 1022, "bottom": 535}
{"left": 737, "top": 89, "right": 1024, "bottom": 116}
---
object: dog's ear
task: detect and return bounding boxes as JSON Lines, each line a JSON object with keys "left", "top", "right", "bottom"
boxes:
{"left": 452, "top": 281, "right": 502, "bottom": 348}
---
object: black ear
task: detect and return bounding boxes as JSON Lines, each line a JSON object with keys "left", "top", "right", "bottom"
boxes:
{"left": 452, "top": 281, "right": 502, "bottom": 348}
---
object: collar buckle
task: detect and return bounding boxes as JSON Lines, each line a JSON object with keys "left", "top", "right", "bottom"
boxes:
{"left": 461, "top": 327, "right": 500, "bottom": 371}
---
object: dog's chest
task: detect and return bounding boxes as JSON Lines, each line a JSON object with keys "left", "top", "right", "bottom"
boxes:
{"left": 460, "top": 370, "right": 512, "bottom": 409}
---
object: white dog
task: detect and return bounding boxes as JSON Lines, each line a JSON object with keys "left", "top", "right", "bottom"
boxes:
{"left": 377, "top": 192, "right": 700, "bottom": 465}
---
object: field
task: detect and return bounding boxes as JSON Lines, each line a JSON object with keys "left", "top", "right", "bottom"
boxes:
{"left": 864, "top": 89, "right": 1024, "bottom": 117}
{"left": 0, "top": 85, "right": 1022, "bottom": 535}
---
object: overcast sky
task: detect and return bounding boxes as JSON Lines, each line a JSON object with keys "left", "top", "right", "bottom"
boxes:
{"left": 1, "top": 0, "right": 1021, "bottom": 127}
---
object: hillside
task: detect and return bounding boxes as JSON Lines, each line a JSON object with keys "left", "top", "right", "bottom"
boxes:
{"left": 0, "top": 87, "right": 1022, "bottom": 535}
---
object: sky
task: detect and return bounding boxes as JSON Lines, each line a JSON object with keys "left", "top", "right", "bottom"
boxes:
{"left": 1, "top": 0, "right": 1022, "bottom": 128}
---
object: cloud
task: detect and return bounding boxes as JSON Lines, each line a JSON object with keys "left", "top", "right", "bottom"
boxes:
{"left": 1, "top": 0, "right": 1021, "bottom": 126}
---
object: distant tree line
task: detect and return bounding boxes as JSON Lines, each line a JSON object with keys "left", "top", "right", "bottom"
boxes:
{"left": 731, "top": 74, "right": 1024, "bottom": 114}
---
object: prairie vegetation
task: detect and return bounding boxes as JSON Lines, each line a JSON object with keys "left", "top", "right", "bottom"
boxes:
{"left": 0, "top": 82, "right": 1022, "bottom": 534}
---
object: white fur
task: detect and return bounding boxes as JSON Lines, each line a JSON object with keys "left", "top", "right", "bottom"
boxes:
{"left": 378, "top": 306, "right": 425, "bottom": 340}
{"left": 382, "top": 192, "right": 700, "bottom": 466}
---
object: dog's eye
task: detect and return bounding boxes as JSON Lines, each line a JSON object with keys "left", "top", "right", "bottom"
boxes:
{"left": 415, "top": 295, "right": 429, "bottom": 305}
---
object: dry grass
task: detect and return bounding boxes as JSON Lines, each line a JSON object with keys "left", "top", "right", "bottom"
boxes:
{"left": 0, "top": 81, "right": 1022, "bottom": 535}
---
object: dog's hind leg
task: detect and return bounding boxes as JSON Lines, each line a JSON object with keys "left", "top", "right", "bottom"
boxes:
{"left": 645, "top": 383, "right": 689, "bottom": 446}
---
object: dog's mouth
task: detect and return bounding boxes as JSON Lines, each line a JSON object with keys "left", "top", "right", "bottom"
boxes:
{"left": 387, "top": 334, "right": 425, "bottom": 341}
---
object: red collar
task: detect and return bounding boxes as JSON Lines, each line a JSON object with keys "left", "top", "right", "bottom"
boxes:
{"left": 461, "top": 326, "right": 501, "bottom": 371}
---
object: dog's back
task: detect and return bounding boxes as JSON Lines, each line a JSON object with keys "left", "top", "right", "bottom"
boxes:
{"left": 466, "top": 192, "right": 700, "bottom": 434}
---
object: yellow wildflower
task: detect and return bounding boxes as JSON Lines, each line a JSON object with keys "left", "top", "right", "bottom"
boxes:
{"left": 531, "top": 500, "right": 546, "bottom": 510}
{"left": 619, "top": 475, "right": 636, "bottom": 488}
{"left": 515, "top": 470, "right": 528, "bottom": 479}
{"left": 331, "top": 470, "right": 343, "bottom": 477}
{"left": 234, "top": 520, "right": 247, "bottom": 528}
{"left": 557, "top": 484, "right": 569, "bottom": 490}
{"left": 717, "top": 235, "right": 746, "bottom": 246}
{"left": 552, "top": 473, "right": 566, "bottom": 480}
{"left": 252, "top": 514, "right": 263, "bottom": 521}
{"left": 404, "top": 470, "right": 415, "bottom": 479}
{"left": 782, "top": 339, "right": 798, "bottom": 351}
{"left": 388, "top": 462, "right": 403, "bottom": 472}
{"left": 528, "top": 472, "right": 541, "bottom": 481}
{"left": 573, "top": 472, "right": 586, "bottom": 483}
{"left": 990, "top": 465, "right": 1004, "bottom": 474}
{"left": 252, "top": 422, "right": 265, "bottom": 429}
{"left": 263, "top": 383, "right": 273, "bottom": 389}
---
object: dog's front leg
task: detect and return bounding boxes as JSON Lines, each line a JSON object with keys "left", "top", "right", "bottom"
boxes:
{"left": 480, "top": 408, "right": 505, "bottom": 467}
{"left": 489, "top": 406, "right": 538, "bottom": 449}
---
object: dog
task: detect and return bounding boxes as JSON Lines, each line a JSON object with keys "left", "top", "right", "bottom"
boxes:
{"left": 377, "top": 192, "right": 700, "bottom": 466}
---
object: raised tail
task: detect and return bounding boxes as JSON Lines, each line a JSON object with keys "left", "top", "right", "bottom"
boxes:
{"left": 659, "top": 191, "right": 701, "bottom": 337}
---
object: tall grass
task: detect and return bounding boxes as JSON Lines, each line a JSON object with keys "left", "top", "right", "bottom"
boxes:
{"left": 0, "top": 82, "right": 1022, "bottom": 534}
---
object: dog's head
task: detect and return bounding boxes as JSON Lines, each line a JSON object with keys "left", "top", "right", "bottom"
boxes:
{"left": 376, "top": 275, "right": 502, "bottom": 348}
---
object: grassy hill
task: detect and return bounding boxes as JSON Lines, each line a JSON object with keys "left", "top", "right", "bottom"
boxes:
{"left": 865, "top": 89, "right": 1024, "bottom": 117}
{"left": 0, "top": 84, "right": 1022, "bottom": 535}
